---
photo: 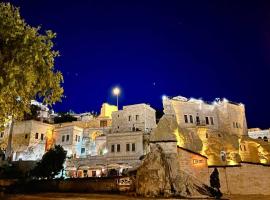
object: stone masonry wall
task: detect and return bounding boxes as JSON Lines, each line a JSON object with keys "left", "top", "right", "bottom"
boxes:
{"left": 208, "top": 163, "right": 270, "bottom": 195}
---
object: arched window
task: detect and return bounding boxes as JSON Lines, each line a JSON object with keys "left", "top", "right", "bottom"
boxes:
{"left": 258, "top": 137, "right": 262, "bottom": 140}
{"left": 263, "top": 136, "right": 268, "bottom": 142}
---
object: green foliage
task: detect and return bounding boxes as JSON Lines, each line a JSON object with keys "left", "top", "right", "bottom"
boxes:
{"left": 0, "top": 3, "right": 63, "bottom": 127}
{"left": 31, "top": 145, "right": 66, "bottom": 179}
{"left": 54, "top": 113, "right": 77, "bottom": 124}
{"left": 23, "top": 104, "right": 41, "bottom": 120}
{"left": 210, "top": 168, "right": 222, "bottom": 199}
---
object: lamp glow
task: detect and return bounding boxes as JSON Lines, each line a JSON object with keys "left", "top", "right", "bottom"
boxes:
{"left": 113, "top": 87, "right": 120, "bottom": 96}
{"left": 112, "top": 87, "right": 121, "bottom": 108}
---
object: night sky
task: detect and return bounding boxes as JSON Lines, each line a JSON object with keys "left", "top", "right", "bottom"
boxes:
{"left": 5, "top": 1, "right": 270, "bottom": 128}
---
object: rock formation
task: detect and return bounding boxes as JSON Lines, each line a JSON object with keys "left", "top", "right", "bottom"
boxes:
{"left": 136, "top": 143, "right": 211, "bottom": 198}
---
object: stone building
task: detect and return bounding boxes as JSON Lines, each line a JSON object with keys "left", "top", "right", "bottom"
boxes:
{"left": 163, "top": 96, "right": 248, "bottom": 136}
{"left": 161, "top": 95, "right": 270, "bottom": 166}
{"left": 106, "top": 104, "right": 156, "bottom": 168}
{"left": 53, "top": 124, "right": 84, "bottom": 158}
{"left": 248, "top": 128, "right": 270, "bottom": 142}
{"left": 0, "top": 120, "right": 54, "bottom": 161}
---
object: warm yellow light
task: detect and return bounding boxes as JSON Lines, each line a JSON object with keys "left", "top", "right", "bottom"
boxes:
{"left": 113, "top": 87, "right": 120, "bottom": 96}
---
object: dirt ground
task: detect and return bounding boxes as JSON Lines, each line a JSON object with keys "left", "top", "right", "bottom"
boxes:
{"left": 2, "top": 193, "right": 270, "bottom": 200}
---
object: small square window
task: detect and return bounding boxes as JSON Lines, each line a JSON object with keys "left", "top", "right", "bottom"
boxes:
{"left": 184, "top": 115, "right": 188, "bottom": 123}
{"left": 205, "top": 117, "right": 209, "bottom": 125}
{"left": 196, "top": 116, "right": 200, "bottom": 125}
{"left": 126, "top": 143, "right": 130, "bottom": 152}
{"left": 117, "top": 144, "right": 120, "bottom": 152}
{"left": 210, "top": 117, "right": 214, "bottom": 125}
{"left": 189, "top": 115, "right": 193, "bottom": 123}
{"left": 81, "top": 148, "right": 85, "bottom": 154}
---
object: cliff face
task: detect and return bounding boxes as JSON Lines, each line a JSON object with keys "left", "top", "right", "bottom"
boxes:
{"left": 136, "top": 144, "right": 211, "bottom": 198}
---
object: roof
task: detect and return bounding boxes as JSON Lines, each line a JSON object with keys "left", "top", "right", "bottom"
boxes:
{"left": 177, "top": 146, "right": 208, "bottom": 159}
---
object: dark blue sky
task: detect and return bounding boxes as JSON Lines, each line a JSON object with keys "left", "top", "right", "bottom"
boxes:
{"left": 7, "top": 0, "right": 270, "bottom": 128}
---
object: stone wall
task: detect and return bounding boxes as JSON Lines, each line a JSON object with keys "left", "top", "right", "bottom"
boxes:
{"left": 177, "top": 147, "right": 209, "bottom": 185}
{"left": 208, "top": 163, "right": 270, "bottom": 195}
{"left": 18, "top": 178, "right": 119, "bottom": 193}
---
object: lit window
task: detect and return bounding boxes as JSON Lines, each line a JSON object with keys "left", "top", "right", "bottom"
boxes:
{"left": 111, "top": 144, "right": 115, "bottom": 152}
{"left": 100, "top": 120, "right": 107, "bottom": 127}
{"left": 132, "top": 143, "right": 135, "bottom": 152}
{"left": 189, "top": 115, "right": 193, "bottom": 123}
{"left": 210, "top": 117, "right": 214, "bottom": 125}
{"left": 117, "top": 144, "right": 120, "bottom": 152}
{"left": 66, "top": 135, "right": 70, "bottom": 141}
{"left": 126, "top": 143, "right": 130, "bottom": 152}
{"left": 205, "top": 117, "right": 209, "bottom": 125}
{"left": 62, "top": 135, "right": 65, "bottom": 142}
{"left": 41, "top": 134, "right": 44, "bottom": 141}
{"left": 35, "top": 133, "right": 39, "bottom": 139}
{"left": 136, "top": 115, "right": 139, "bottom": 121}
{"left": 193, "top": 159, "right": 198, "bottom": 164}
{"left": 184, "top": 115, "right": 188, "bottom": 123}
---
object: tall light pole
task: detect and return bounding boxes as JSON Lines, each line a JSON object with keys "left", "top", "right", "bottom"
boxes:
{"left": 112, "top": 87, "right": 120, "bottom": 109}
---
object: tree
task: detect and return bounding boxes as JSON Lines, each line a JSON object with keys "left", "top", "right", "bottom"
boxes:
{"left": 210, "top": 168, "right": 222, "bottom": 199}
{"left": 31, "top": 145, "right": 66, "bottom": 179}
{"left": 0, "top": 3, "right": 63, "bottom": 125}
{"left": 0, "top": 3, "right": 63, "bottom": 159}
{"left": 23, "top": 104, "right": 41, "bottom": 121}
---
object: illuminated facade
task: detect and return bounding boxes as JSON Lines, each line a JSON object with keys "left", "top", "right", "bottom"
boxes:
{"left": 248, "top": 128, "right": 270, "bottom": 142}
{"left": 0, "top": 120, "right": 54, "bottom": 161}
{"left": 161, "top": 96, "right": 270, "bottom": 166}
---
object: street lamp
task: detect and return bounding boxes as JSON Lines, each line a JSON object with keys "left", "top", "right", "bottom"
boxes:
{"left": 112, "top": 87, "right": 120, "bottom": 108}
